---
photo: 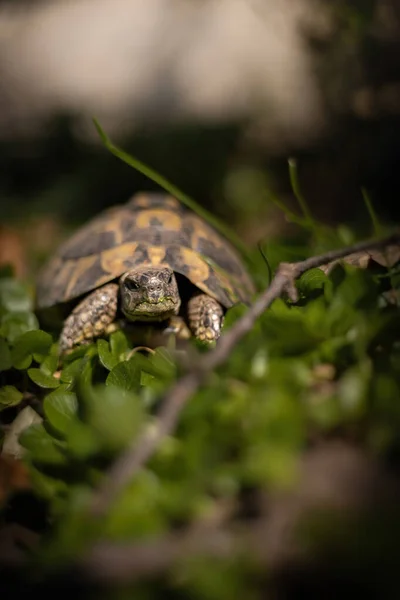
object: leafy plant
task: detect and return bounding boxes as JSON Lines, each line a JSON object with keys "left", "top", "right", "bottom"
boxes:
{"left": 1, "top": 139, "right": 399, "bottom": 598}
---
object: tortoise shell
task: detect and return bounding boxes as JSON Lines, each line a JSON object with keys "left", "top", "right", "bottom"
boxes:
{"left": 36, "top": 193, "right": 255, "bottom": 311}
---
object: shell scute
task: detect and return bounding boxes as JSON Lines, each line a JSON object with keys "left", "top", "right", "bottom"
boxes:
{"left": 36, "top": 193, "right": 254, "bottom": 310}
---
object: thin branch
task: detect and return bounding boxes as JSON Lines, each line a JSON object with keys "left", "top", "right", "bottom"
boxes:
{"left": 81, "top": 521, "right": 270, "bottom": 583}
{"left": 90, "top": 231, "right": 400, "bottom": 516}
{"left": 83, "top": 439, "right": 396, "bottom": 583}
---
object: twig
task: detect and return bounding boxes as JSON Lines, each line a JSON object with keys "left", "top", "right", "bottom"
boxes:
{"left": 90, "top": 231, "right": 400, "bottom": 516}
{"left": 83, "top": 439, "right": 396, "bottom": 583}
{"left": 81, "top": 522, "right": 267, "bottom": 582}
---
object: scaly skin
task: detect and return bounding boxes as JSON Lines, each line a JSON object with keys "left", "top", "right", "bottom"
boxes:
{"left": 59, "top": 283, "right": 119, "bottom": 353}
{"left": 119, "top": 267, "right": 181, "bottom": 321}
{"left": 187, "top": 293, "right": 224, "bottom": 342}
{"left": 59, "top": 267, "right": 225, "bottom": 352}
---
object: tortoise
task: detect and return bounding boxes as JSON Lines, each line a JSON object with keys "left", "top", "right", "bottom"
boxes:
{"left": 35, "top": 193, "right": 255, "bottom": 353}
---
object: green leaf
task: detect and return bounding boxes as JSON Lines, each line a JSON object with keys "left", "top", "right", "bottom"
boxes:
{"left": 106, "top": 358, "right": 141, "bottom": 392}
{"left": 0, "top": 278, "right": 32, "bottom": 312}
{"left": 11, "top": 330, "right": 53, "bottom": 369}
{"left": 1, "top": 311, "right": 39, "bottom": 342}
{"left": 223, "top": 303, "right": 248, "bottom": 330}
{"left": 0, "top": 338, "right": 12, "bottom": 371}
{"left": 260, "top": 302, "right": 322, "bottom": 356}
{"left": 83, "top": 384, "right": 145, "bottom": 453}
{"left": 79, "top": 354, "right": 96, "bottom": 387}
{"left": 327, "top": 263, "right": 347, "bottom": 293}
{"left": 142, "top": 347, "right": 177, "bottom": 383}
{"left": 97, "top": 339, "right": 118, "bottom": 371}
{"left": 131, "top": 349, "right": 176, "bottom": 395}
{"left": 68, "top": 353, "right": 96, "bottom": 391}
{"left": 28, "top": 466, "right": 69, "bottom": 501}
{"left": 64, "top": 420, "right": 101, "bottom": 460}
{"left": 60, "top": 357, "right": 85, "bottom": 384}
{"left": 0, "top": 385, "right": 23, "bottom": 412}
{"left": 40, "top": 353, "right": 59, "bottom": 376}
{"left": 329, "top": 267, "right": 378, "bottom": 314}
{"left": 19, "top": 423, "right": 67, "bottom": 464}
{"left": 297, "top": 268, "right": 329, "bottom": 296}
{"left": 28, "top": 368, "right": 60, "bottom": 389}
{"left": 43, "top": 387, "right": 78, "bottom": 435}
{"left": 109, "top": 330, "right": 128, "bottom": 358}
{"left": 105, "top": 470, "right": 165, "bottom": 538}
{"left": 140, "top": 371, "right": 156, "bottom": 387}
{"left": 61, "top": 344, "right": 90, "bottom": 363}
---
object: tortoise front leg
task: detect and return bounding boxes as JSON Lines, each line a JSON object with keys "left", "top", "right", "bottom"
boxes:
{"left": 163, "top": 316, "right": 192, "bottom": 340}
{"left": 187, "top": 293, "right": 224, "bottom": 343}
{"left": 59, "top": 283, "right": 119, "bottom": 353}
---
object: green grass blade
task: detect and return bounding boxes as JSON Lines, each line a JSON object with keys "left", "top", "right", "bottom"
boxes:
{"left": 361, "top": 187, "right": 397, "bottom": 302}
{"left": 362, "top": 188, "right": 383, "bottom": 236}
{"left": 93, "top": 118, "right": 251, "bottom": 260}
{"left": 288, "top": 158, "right": 315, "bottom": 226}
{"left": 265, "top": 190, "right": 309, "bottom": 228}
{"left": 257, "top": 241, "right": 272, "bottom": 285}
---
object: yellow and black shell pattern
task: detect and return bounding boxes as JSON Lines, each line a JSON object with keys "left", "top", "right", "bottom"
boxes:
{"left": 36, "top": 193, "right": 255, "bottom": 310}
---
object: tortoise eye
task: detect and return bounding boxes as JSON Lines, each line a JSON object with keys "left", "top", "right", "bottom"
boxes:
{"left": 167, "top": 272, "right": 173, "bottom": 284}
{"left": 125, "top": 279, "right": 140, "bottom": 291}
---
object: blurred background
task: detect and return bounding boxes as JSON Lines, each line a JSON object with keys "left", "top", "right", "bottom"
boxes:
{"left": 0, "top": 0, "right": 400, "bottom": 278}
{"left": 1, "top": 2, "right": 400, "bottom": 595}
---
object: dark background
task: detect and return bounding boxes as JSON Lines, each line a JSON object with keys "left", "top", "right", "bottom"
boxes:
{"left": 1, "top": 0, "right": 400, "bottom": 282}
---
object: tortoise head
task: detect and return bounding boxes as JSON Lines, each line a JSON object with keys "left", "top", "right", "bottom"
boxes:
{"left": 119, "top": 267, "right": 181, "bottom": 321}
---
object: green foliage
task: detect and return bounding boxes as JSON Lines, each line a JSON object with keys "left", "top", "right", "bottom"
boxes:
{"left": 11, "top": 330, "right": 53, "bottom": 369}
{"left": 1, "top": 188, "right": 399, "bottom": 597}
{"left": 0, "top": 385, "right": 23, "bottom": 411}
